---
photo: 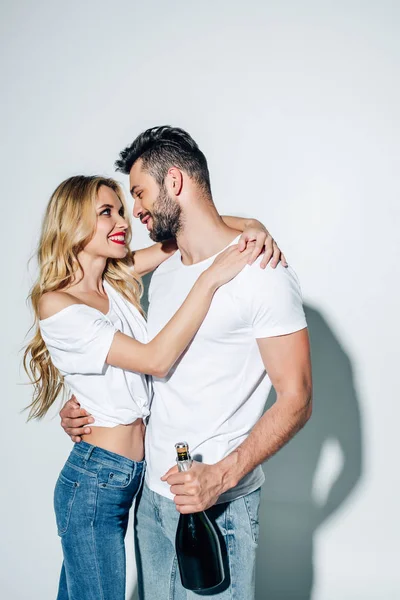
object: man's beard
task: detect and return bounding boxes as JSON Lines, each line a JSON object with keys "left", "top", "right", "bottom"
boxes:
{"left": 149, "top": 184, "right": 182, "bottom": 242}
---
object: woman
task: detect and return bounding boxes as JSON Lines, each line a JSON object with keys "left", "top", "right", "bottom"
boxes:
{"left": 24, "top": 175, "right": 281, "bottom": 600}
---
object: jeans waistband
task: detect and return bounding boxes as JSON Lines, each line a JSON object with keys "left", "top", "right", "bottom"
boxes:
{"left": 69, "top": 441, "right": 144, "bottom": 475}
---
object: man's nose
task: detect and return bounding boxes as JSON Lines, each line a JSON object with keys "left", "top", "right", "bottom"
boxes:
{"left": 133, "top": 198, "right": 142, "bottom": 219}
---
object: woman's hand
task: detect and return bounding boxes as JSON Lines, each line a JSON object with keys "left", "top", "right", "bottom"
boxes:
{"left": 202, "top": 243, "right": 255, "bottom": 290}
{"left": 238, "top": 220, "right": 288, "bottom": 269}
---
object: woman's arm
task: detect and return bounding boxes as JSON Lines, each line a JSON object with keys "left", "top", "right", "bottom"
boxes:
{"left": 221, "top": 215, "right": 260, "bottom": 231}
{"left": 107, "top": 243, "right": 254, "bottom": 377}
{"left": 132, "top": 239, "right": 178, "bottom": 277}
{"left": 131, "top": 216, "right": 286, "bottom": 276}
{"left": 221, "top": 216, "right": 287, "bottom": 268}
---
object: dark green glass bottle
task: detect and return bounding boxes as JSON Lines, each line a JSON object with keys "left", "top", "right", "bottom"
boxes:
{"left": 174, "top": 442, "right": 225, "bottom": 591}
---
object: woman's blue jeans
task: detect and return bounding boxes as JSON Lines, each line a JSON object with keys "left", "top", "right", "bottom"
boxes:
{"left": 54, "top": 441, "right": 145, "bottom": 600}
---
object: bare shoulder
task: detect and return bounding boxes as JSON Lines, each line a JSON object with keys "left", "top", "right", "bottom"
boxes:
{"left": 39, "top": 291, "right": 82, "bottom": 320}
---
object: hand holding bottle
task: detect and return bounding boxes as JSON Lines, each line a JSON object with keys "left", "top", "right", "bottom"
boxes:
{"left": 174, "top": 443, "right": 225, "bottom": 591}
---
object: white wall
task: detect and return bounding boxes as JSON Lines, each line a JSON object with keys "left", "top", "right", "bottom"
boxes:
{"left": 1, "top": 1, "right": 399, "bottom": 598}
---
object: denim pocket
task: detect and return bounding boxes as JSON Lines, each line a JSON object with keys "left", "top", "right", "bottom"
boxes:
{"left": 54, "top": 471, "right": 79, "bottom": 536}
{"left": 243, "top": 489, "right": 261, "bottom": 545}
{"left": 97, "top": 466, "right": 133, "bottom": 490}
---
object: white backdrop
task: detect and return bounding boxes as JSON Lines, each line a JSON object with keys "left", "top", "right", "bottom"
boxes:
{"left": 1, "top": 1, "right": 399, "bottom": 599}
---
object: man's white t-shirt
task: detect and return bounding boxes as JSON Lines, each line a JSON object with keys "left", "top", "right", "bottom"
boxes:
{"left": 145, "top": 235, "right": 307, "bottom": 503}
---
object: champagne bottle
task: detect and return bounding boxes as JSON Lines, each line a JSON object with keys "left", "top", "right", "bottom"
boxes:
{"left": 174, "top": 442, "right": 225, "bottom": 591}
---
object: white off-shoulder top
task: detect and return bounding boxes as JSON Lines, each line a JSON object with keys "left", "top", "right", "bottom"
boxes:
{"left": 39, "top": 280, "right": 152, "bottom": 427}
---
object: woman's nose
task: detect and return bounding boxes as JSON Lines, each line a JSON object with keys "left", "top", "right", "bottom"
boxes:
{"left": 117, "top": 216, "right": 128, "bottom": 230}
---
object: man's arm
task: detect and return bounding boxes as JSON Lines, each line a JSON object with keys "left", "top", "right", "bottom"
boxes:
{"left": 163, "top": 328, "right": 312, "bottom": 513}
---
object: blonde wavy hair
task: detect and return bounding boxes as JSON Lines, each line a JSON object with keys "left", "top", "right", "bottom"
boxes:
{"left": 23, "top": 175, "right": 143, "bottom": 420}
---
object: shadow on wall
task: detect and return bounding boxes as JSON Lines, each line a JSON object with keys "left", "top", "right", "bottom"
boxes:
{"left": 255, "top": 304, "right": 363, "bottom": 600}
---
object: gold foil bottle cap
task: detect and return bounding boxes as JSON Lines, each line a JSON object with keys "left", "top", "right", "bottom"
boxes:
{"left": 175, "top": 441, "right": 189, "bottom": 452}
{"left": 175, "top": 442, "right": 190, "bottom": 462}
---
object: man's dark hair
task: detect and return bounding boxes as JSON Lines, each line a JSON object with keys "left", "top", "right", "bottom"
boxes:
{"left": 115, "top": 126, "right": 211, "bottom": 196}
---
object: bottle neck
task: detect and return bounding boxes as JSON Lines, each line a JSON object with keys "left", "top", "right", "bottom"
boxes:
{"left": 177, "top": 457, "right": 193, "bottom": 472}
{"left": 176, "top": 442, "right": 192, "bottom": 472}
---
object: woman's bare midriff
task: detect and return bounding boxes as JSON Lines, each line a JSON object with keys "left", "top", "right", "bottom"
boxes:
{"left": 83, "top": 418, "right": 145, "bottom": 462}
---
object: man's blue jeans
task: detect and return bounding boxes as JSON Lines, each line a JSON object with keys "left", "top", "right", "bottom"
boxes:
{"left": 134, "top": 483, "right": 261, "bottom": 599}
{"left": 55, "top": 441, "right": 145, "bottom": 600}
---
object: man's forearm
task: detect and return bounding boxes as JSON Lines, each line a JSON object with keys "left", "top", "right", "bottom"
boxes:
{"left": 215, "top": 391, "right": 312, "bottom": 494}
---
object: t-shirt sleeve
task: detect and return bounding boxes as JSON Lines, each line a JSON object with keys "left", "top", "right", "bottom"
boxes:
{"left": 39, "top": 305, "right": 118, "bottom": 375}
{"left": 239, "top": 262, "right": 307, "bottom": 339}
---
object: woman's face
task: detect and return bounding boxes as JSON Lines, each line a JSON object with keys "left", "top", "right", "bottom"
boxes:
{"left": 83, "top": 185, "right": 129, "bottom": 260}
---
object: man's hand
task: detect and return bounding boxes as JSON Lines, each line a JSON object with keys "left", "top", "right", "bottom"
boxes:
{"left": 161, "top": 461, "right": 225, "bottom": 514}
{"left": 60, "top": 396, "right": 94, "bottom": 442}
{"left": 238, "top": 220, "right": 288, "bottom": 269}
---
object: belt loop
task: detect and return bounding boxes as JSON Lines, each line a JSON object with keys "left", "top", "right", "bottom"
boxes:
{"left": 84, "top": 444, "right": 95, "bottom": 462}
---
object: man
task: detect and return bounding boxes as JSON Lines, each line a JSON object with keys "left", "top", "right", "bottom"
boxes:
{"left": 61, "top": 126, "right": 312, "bottom": 599}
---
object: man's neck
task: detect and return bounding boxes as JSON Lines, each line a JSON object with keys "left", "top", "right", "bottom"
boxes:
{"left": 176, "top": 199, "right": 240, "bottom": 265}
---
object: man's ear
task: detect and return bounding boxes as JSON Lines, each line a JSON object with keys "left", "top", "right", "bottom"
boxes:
{"left": 166, "top": 167, "right": 183, "bottom": 198}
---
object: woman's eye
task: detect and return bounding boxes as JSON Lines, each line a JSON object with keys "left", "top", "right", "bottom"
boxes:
{"left": 100, "top": 208, "right": 111, "bottom": 216}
